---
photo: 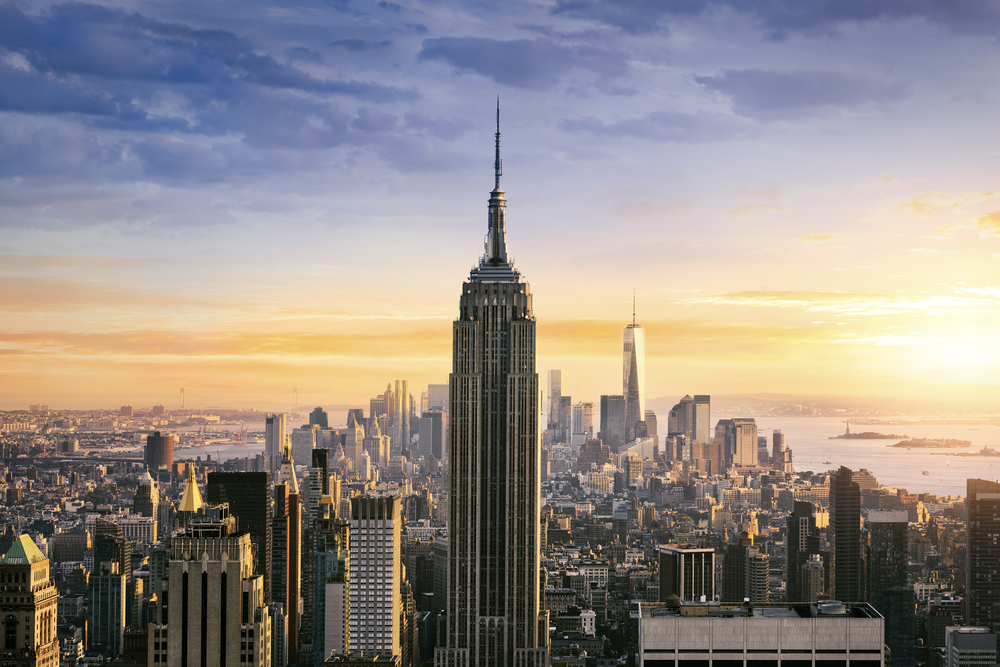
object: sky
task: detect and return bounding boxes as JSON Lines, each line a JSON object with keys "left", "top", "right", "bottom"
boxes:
{"left": 2, "top": 0, "right": 1000, "bottom": 411}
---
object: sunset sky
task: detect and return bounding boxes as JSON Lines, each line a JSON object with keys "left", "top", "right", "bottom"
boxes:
{"left": 2, "top": 0, "right": 1000, "bottom": 410}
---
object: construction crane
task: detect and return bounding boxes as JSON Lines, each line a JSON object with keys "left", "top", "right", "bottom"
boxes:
{"left": 232, "top": 422, "right": 248, "bottom": 444}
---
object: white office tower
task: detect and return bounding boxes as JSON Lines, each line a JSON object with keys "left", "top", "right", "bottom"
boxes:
{"left": 436, "top": 106, "right": 548, "bottom": 667}
{"left": 348, "top": 496, "right": 402, "bottom": 656}
{"left": 623, "top": 315, "right": 645, "bottom": 438}
{"left": 265, "top": 413, "right": 286, "bottom": 476}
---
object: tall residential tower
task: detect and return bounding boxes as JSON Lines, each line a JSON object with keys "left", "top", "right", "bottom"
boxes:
{"left": 436, "top": 105, "right": 548, "bottom": 667}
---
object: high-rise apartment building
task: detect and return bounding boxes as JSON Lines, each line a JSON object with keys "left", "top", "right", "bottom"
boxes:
{"left": 772, "top": 430, "right": 786, "bottom": 467}
{"left": 0, "top": 535, "right": 59, "bottom": 667}
{"left": 658, "top": 547, "right": 714, "bottom": 602}
{"left": 715, "top": 418, "right": 758, "bottom": 468}
{"left": 307, "top": 497, "right": 349, "bottom": 667}
{"left": 265, "top": 414, "right": 286, "bottom": 476}
{"left": 310, "top": 407, "right": 329, "bottom": 429}
{"left": 348, "top": 496, "right": 401, "bottom": 656}
{"left": 89, "top": 560, "right": 126, "bottom": 658}
{"left": 866, "top": 510, "right": 913, "bottom": 667}
{"left": 145, "top": 431, "right": 175, "bottom": 472}
{"left": 623, "top": 316, "right": 645, "bottom": 438}
{"left": 206, "top": 472, "right": 273, "bottom": 601}
{"left": 722, "top": 533, "right": 769, "bottom": 603}
{"left": 599, "top": 395, "right": 626, "bottom": 453}
{"left": 272, "top": 482, "right": 301, "bottom": 665}
{"left": 786, "top": 501, "right": 822, "bottom": 603}
{"left": 547, "top": 370, "right": 561, "bottom": 425}
{"left": 830, "top": 467, "right": 863, "bottom": 601}
{"left": 967, "top": 479, "right": 1000, "bottom": 635}
{"left": 692, "top": 395, "right": 710, "bottom": 443}
{"left": 436, "top": 111, "right": 548, "bottom": 667}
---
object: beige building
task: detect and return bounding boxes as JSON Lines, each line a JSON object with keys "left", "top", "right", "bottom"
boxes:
{"left": 639, "top": 601, "right": 884, "bottom": 667}
{"left": 0, "top": 535, "right": 59, "bottom": 667}
{"left": 150, "top": 505, "right": 271, "bottom": 667}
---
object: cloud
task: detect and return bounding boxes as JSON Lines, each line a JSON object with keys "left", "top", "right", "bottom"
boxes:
{"left": 687, "top": 290, "right": 996, "bottom": 316}
{"left": 799, "top": 234, "right": 838, "bottom": 242}
{"left": 977, "top": 211, "right": 1000, "bottom": 235}
{"left": 330, "top": 38, "right": 393, "bottom": 51}
{"left": 0, "top": 3, "right": 414, "bottom": 101}
{"left": 417, "top": 36, "right": 627, "bottom": 89}
{"left": 897, "top": 191, "right": 996, "bottom": 216}
{"left": 404, "top": 113, "right": 472, "bottom": 141}
{"left": 694, "top": 69, "right": 908, "bottom": 120}
{"left": 725, "top": 202, "right": 787, "bottom": 217}
{"left": 560, "top": 109, "right": 747, "bottom": 142}
{"left": 551, "top": 0, "right": 1000, "bottom": 38}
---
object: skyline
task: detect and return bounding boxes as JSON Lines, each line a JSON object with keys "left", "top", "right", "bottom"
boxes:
{"left": 3, "top": 1, "right": 1000, "bottom": 409}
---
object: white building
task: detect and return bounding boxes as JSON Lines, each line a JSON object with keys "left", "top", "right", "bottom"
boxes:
{"left": 347, "top": 496, "right": 401, "bottom": 656}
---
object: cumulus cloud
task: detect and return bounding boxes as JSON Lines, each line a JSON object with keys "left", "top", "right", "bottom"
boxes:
{"left": 417, "top": 36, "right": 627, "bottom": 89}
{"left": 694, "top": 69, "right": 908, "bottom": 120}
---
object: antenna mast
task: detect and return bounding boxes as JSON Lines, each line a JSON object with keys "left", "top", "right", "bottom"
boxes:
{"left": 494, "top": 97, "right": 502, "bottom": 191}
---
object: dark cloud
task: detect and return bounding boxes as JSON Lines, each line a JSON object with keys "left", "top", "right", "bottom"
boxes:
{"left": 417, "top": 36, "right": 627, "bottom": 89}
{"left": 329, "top": 38, "right": 394, "bottom": 52}
{"left": 286, "top": 46, "right": 324, "bottom": 64}
{"left": 694, "top": 69, "right": 908, "bottom": 120}
{"left": 378, "top": 1, "right": 404, "bottom": 12}
{"left": 0, "top": 3, "right": 415, "bottom": 101}
{"left": 551, "top": 0, "right": 1000, "bottom": 38}
{"left": 561, "top": 109, "right": 747, "bottom": 142}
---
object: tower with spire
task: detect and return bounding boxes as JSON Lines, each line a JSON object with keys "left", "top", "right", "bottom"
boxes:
{"left": 623, "top": 292, "right": 645, "bottom": 440}
{"left": 436, "top": 103, "right": 548, "bottom": 667}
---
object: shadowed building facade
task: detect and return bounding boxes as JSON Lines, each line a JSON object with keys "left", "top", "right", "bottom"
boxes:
{"left": 830, "top": 466, "right": 863, "bottom": 602}
{"left": 436, "top": 108, "right": 548, "bottom": 667}
{"left": 967, "top": 478, "right": 1000, "bottom": 635}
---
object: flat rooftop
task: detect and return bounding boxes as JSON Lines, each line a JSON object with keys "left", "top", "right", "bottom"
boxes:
{"left": 646, "top": 602, "right": 882, "bottom": 620}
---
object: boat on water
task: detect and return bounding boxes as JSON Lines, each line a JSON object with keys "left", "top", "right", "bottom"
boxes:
{"left": 922, "top": 470, "right": 930, "bottom": 475}
{"left": 822, "top": 461, "right": 832, "bottom": 465}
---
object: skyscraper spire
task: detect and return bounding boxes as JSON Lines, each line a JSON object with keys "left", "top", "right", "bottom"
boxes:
{"left": 494, "top": 96, "right": 502, "bottom": 192}
{"left": 633, "top": 288, "right": 636, "bottom": 327}
{"left": 472, "top": 100, "right": 518, "bottom": 282}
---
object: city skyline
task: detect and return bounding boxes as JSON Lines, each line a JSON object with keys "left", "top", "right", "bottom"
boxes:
{"left": 3, "top": 1, "right": 1000, "bottom": 408}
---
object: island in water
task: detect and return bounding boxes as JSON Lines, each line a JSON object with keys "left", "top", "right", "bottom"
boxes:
{"left": 829, "top": 422, "right": 908, "bottom": 440}
{"left": 935, "top": 446, "right": 1000, "bottom": 457}
{"left": 888, "top": 438, "right": 972, "bottom": 448}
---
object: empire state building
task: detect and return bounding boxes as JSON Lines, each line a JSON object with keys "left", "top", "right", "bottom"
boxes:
{"left": 436, "top": 107, "right": 549, "bottom": 667}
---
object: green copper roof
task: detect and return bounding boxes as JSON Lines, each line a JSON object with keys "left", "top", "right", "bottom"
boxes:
{"left": 1, "top": 535, "right": 47, "bottom": 565}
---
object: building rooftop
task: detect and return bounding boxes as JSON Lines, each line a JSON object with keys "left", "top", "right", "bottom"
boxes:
{"left": 1, "top": 534, "right": 47, "bottom": 565}
{"left": 645, "top": 601, "right": 882, "bottom": 620}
